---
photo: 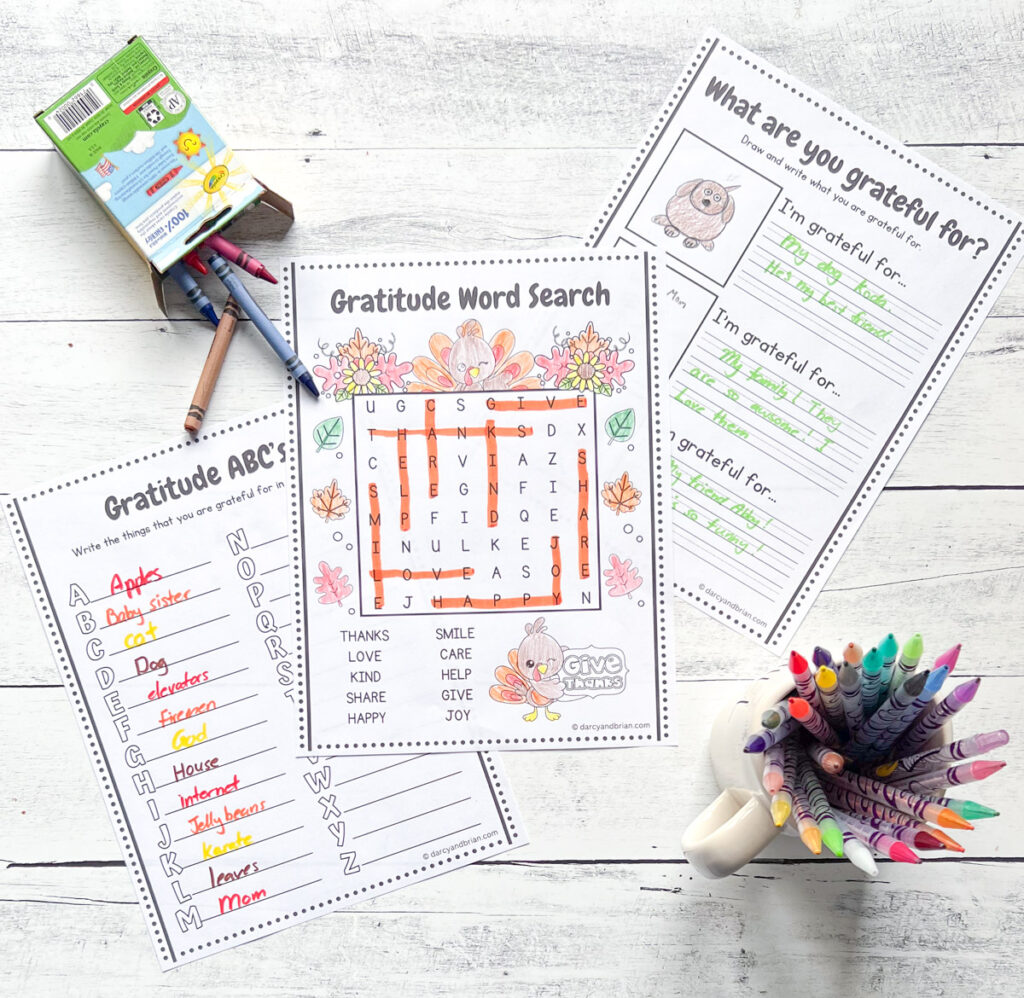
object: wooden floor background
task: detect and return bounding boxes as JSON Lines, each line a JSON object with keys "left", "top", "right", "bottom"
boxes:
{"left": 2, "top": 1, "right": 1023, "bottom": 994}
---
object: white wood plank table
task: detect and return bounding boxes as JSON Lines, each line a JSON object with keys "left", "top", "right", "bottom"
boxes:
{"left": 2, "top": 2, "right": 1022, "bottom": 994}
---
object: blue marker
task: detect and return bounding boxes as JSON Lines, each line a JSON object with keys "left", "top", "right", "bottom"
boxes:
{"left": 206, "top": 251, "right": 319, "bottom": 399}
{"left": 167, "top": 261, "right": 218, "bottom": 327}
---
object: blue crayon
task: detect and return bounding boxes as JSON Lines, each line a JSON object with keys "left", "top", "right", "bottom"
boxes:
{"left": 167, "top": 261, "right": 218, "bottom": 327}
{"left": 206, "top": 251, "right": 319, "bottom": 399}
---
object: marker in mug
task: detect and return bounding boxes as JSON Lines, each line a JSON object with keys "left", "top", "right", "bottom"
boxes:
{"left": 805, "top": 738, "right": 845, "bottom": 775}
{"left": 837, "top": 813, "right": 921, "bottom": 864}
{"left": 916, "top": 792, "right": 999, "bottom": 821}
{"left": 788, "top": 697, "right": 841, "bottom": 749}
{"left": 878, "top": 632, "right": 899, "bottom": 700}
{"left": 861, "top": 646, "right": 884, "bottom": 716}
{"left": 761, "top": 699, "right": 792, "bottom": 730}
{"left": 890, "top": 632, "right": 923, "bottom": 693}
{"left": 762, "top": 742, "right": 785, "bottom": 795}
{"left": 821, "top": 768, "right": 973, "bottom": 829}
{"left": 933, "top": 643, "right": 962, "bottom": 675}
{"left": 814, "top": 665, "right": 847, "bottom": 736}
{"left": 876, "top": 729, "right": 1009, "bottom": 779}
{"left": 789, "top": 650, "right": 824, "bottom": 715}
{"left": 798, "top": 756, "right": 843, "bottom": 857}
{"left": 891, "top": 676, "right": 981, "bottom": 757}
{"left": 841, "top": 828, "right": 878, "bottom": 876}
{"left": 743, "top": 715, "right": 800, "bottom": 753}
{"left": 206, "top": 250, "right": 319, "bottom": 398}
{"left": 852, "top": 666, "right": 949, "bottom": 760}
{"left": 893, "top": 760, "right": 1006, "bottom": 794}
{"left": 838, "top": 662, "right": 865, "bottom": 735}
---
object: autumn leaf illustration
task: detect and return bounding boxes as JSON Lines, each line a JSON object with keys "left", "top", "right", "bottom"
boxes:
{"left": 313, "top": 561, "right": 353, "bottom": 605}
{"left": 603, "top": 554, "right": 643, "bottom": 597}
{"left": 310, "top": 479, "right": 350, "bottom": 521}
{"left": 601, "top": 471, "right": 642, "bottom": 515}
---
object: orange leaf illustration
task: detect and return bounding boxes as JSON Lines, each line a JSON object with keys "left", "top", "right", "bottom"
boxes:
{"left": 310, "top": 479, "right": 350, "bottom": 521}
{"left": 569, "top": 321, "right": 610, "bottom": 355}
{"left": 601, "top": 471, "right": 642, "bottom": 515}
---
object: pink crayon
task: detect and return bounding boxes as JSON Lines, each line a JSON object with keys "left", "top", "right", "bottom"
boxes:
{"left": 203, "top": 231, "right": 278, "bottom": 284}
{"left": 932, "top": 643, "right": 962, "bottom": 674}
{"left": 893, "top": 760, "right": 1006, "bottom": 794}
{"left": 837, "top": 812, "right": 920, "bottom": 864}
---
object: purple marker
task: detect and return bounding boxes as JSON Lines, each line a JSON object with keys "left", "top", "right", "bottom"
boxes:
{"left": 891, "top": 676, "right": 981, "bottom": 757}
{"left": 744, "top": 715, "right": 800, "bottom": 753}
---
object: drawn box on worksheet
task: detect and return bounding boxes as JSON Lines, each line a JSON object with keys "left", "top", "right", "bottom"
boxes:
{"left": 34, "top": 35, "right": 293, "bottom": 310}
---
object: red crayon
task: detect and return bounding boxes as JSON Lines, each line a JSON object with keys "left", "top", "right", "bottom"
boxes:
{"left": 183, "top": 250, "right": 208, "bottom": 276}
{"left": 146, "top": 165, "right": 182, "bottom": 196}
{"left": 204, "top": 231, "right": 277, "bottom": 284}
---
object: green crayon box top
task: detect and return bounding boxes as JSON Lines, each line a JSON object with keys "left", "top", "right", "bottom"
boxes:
{"left": 35, "top": 36, "right": 264, "bottom": 272}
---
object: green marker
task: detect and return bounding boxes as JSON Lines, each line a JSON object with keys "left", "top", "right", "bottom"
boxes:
{"left": 877, "top": 632, "right": 899, "bottom": 701}
{"left": 861, "top": 647, "right": 884, "bottom": 717}
{"left": 920, "top": 793, "right": 1000, "bottom": 821}
{"left": 891, "top": 633, "right": 924, "bottom": 693}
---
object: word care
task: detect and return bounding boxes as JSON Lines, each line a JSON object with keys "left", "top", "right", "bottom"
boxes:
{"left": 285, "top": 253, "right": 674, "bottom": 753}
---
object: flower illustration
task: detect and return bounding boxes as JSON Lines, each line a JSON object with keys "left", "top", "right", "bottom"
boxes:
{"left": 537, "top": 322, "right": 634, "bottom": 396}
{"left": 313, "top": 329, "right": 412, "bottom": 399}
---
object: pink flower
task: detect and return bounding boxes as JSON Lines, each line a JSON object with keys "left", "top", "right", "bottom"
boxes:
{"left": 536, "top": 346, "right": 571, "bottom": 384}
{"left": 378, "top": 351, "right": 413, "bottom": 391}
{"left": 600, "top": 350, "right": 634, "bottom": 387}
{"left": 313, "top": 356, "right": 346, "bottom": 395}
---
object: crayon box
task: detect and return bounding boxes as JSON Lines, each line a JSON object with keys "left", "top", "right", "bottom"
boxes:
{"left": 35, "top": 36, "right": 291, "bottom": 300}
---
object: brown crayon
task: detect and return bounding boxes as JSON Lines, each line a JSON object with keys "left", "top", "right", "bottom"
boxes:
{"left": 185, "top": 296, "right": 241, "bottom": 433}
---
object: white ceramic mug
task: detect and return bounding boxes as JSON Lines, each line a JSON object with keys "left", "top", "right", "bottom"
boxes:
{"left": 680, "top": 667, "right": 796, "bottom": 878}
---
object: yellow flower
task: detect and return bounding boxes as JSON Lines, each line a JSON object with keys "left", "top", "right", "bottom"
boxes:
{"left": 564, "top": 350, "right": 607, "bottom": 391}
{"left": 340, "top": 355, "right": 382, "bottom": 395}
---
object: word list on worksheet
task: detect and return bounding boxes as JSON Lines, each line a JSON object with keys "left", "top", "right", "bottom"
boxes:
{"left": 588, "top": 31, "right": 1022, "bottom": 649}
{"left": 5, "top": 408, "right": 522, "bottom": 968}
{"left": 284, "top": 253, "right": 674, "bottom": 754}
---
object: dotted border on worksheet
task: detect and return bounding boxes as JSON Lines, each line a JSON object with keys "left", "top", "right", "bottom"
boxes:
{"left": 587, "top": 35, "right": 1021, "bottom": 646}
{"left": 283, "top": 253, "right": 674, "bottom": 751}
{"left": 5, "top": 419, "right": 520, "bottom": 963}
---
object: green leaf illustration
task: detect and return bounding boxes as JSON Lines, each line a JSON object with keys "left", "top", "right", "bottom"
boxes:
{"left": 605, "top": 408, "right": 636, "bottom": 443}
{"left": 312, "top": 416, "right": 344, "bottom": 452}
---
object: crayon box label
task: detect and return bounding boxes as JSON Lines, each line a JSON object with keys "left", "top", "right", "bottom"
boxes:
{"left": 35, "top": 36, "right": 264, "bottom": 273}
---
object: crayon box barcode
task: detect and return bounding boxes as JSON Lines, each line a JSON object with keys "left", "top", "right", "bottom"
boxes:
{"left": 44, "top": 80, "right": 110, "bottom": 140}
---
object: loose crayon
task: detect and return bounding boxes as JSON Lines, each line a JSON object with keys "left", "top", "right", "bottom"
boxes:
{"left": 205, "top": 231, "right": 278, "bottom": 284}
{"left": 206, "top": 250, "right": 319, "bottom": 398}
{"left": 916, "top": 793, "right": 999, "bottom": 821}
{"left": 805, "top": 739, "right": 845, "bottom": 775}
{"left": 841, "top": 829, "right": 878, "bottom": 876}
{"left": 774, "top": 739, "right": 799, "bottom": 827}
{"left": 864, "top": 816, "right": 945, "bottom": 851}
{"left": 893, "top": 760, "right": 1006, "bottom": 794}
{"left": 761, "top": 742, "right": 786, "bottom": 795}
{"left": 744, "top": 715, "right": 800, "bottom": 753}
{"left": 838, "top": 662, "right": 865, "bottom": 736}
{"left": 788, "top": 697, "right": 841, "bottom": 749}
{"left": 891, "top": 632, "right": 923, "bottom": 693}
{"left": 850, "top": 666, "right": 949, "bottom": 760}
{"left": 877, "top": 729, "right": 1009, "bottom": 779}
{"left": 761, "top": 699, "right": 792, "bottom": 730}
{"left": 183, "top": 250, "right": 209, "bottom": 276}
{"left": 820, "top": 768, "right": 973, "bottom": 829}
{"left": 933, "top": 643, "right": 962, "bottom": 675}
{"left": 814, "top": 665, "right": 847, "bottom": 736}
{"left": 821, "top": 783, "right": 964, "bottom": 852}
{"left": 812, "top": 646, "right": 833, "bottom": 669}
{"left": 799, "top": 757, "right": 843, "bottom": 857}
{"left": 837, "top": 813, "right": 921, "bottom": 864}
{"left": 167, "top": 261, "right": 218, "bottom": 327}
{"left": 789, "top": 650, "right": 824, "bottom": 716}
{"left": 861, "top": 647, "right": 884, "bottom": 716}
{"left": 185, "top": 296, "right": 241, "bottom": 433}
{"left": 878, "top": 632, "right": 899, "bottom": 700}
{"left": 891, "top": 677, "right": 981, "bottom": 757}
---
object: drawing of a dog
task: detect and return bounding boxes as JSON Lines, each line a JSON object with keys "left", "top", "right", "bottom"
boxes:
{"left": 653, "top": 179, "right": 738, "bottom": 250}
